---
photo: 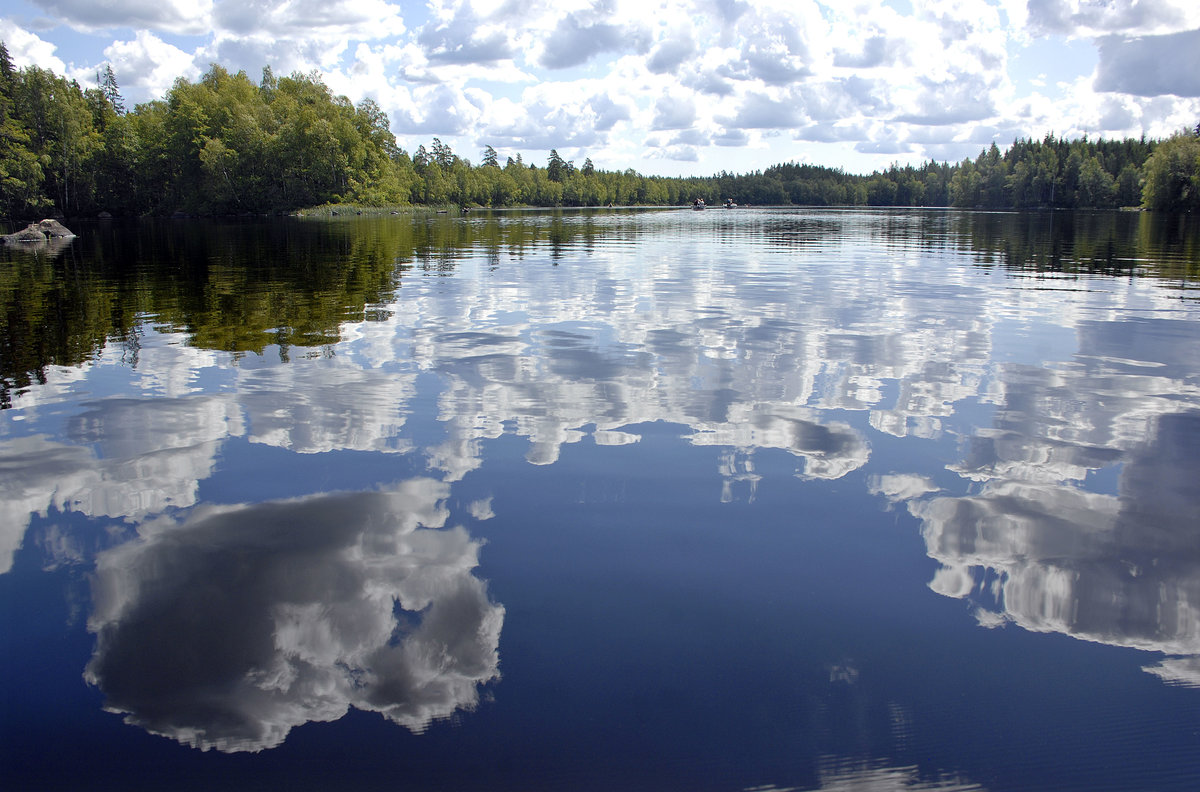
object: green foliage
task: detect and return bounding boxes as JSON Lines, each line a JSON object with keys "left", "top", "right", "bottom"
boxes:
{"left": 1077, "top": 155, "right": 1116, "bottom": 208}
{"left": 0, "top": 55, "right": 421, "bottom": 218}
{"left": 1141, "top": 133, "right": 1200, "bottom": 212}
{"left": 0, "top": 46, "right": 47, "bottom": 216}
{"left": 1, "top": 45, "right": 1199, "bottom": 217}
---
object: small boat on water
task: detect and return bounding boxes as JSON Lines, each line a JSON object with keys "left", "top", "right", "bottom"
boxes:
{"left": 723, "top": 199, "right": 737, "bottom": 208}
{"left": 692, "top": 198, "right": 706, "bottom": 210}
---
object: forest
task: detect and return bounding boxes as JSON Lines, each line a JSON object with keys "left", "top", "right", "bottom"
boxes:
{"left": 3, "top": 44, "right": 1200, "bottom": 219}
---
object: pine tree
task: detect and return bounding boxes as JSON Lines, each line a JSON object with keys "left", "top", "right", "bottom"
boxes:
{"left": 99, "top": 64, "right": 124, "bottom": 114}
{"left": 430, "top": 138, "right": 455, "bottom": 168}
{"left": 547, "top": 149, "right": 565, "bottom": 182}
{"left": 0, "top": 41, "right": 13, "bottom": 88}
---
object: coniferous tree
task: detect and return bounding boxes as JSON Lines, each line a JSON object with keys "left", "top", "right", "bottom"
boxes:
{"left": 546, "top": 149, "right": 565, "bottom": 182}
{"left": 99, "top": 64, "right": 124, "bottom": 115}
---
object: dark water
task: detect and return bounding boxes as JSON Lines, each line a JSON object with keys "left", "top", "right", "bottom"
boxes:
{"left": 3, "top": 208, "right": 1200, "bottom": 791}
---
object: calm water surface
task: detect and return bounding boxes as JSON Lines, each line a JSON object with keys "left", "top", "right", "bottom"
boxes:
{"left": 3, "top": 208, "right": 1200, "bottom": 791}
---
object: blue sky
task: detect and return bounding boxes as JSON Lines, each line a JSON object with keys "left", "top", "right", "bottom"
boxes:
{"left": 3, "top": 0, "right": 1199, "bottom": 176}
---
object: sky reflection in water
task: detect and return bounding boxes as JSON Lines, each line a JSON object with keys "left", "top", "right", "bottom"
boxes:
{"left": 2, "top": 209, "right": 1200, "bottom": 790}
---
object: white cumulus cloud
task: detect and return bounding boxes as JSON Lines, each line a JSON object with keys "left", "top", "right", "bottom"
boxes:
{"left": 4, "top": 0, "right": 1200, "bottom": 175}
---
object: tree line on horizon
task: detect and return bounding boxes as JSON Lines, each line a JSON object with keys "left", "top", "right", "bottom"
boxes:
{"left": 3, "top": 46, "right": 1199, "bottom": 220}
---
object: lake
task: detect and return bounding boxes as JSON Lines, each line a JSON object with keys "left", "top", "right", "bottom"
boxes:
{"left": 2, "top": 207, "right": 1200, "bottom": 791}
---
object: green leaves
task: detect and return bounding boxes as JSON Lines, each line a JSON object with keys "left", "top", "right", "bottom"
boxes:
{"left": 1141, "top": 133, "right": 1200, "bottom": 212}
{"left": 1, "top": 42, "right": 1198, "bottom": 218}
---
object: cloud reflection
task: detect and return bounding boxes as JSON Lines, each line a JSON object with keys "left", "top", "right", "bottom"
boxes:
{"left": 84, "top": 482, "right": 503, "bottom": 752}
{"left": 852, "top": 312, "right": 1200, "bottom": 681}
{"left": 0, "top": 394, "right": 242, "bottom": 572}
{"left": 810, "top": 756, "right": 985, "bottom": 791}
{"left": 691, "top": 404, "right": 870, "bottom": 480}
{"left": 911, "top": 407, "right": 1200, "bottom": 668}
{"left": 4, "top": 212, "right": 1200, "bottom": 707}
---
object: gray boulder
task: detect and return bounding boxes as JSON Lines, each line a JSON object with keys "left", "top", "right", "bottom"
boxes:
{"left": 39, "top": 219, "right": 76, "bottom": 237}
{"left": 3, "top": 223, "right": 49, "bottom": 243}
{"left": 3, "top": 218, "right": 77, "bottom": 244}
